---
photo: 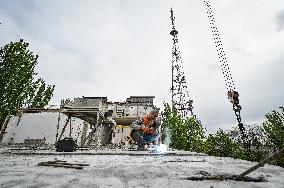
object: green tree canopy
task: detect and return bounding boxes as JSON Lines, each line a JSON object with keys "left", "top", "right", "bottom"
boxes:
{"left": 204, "top": 129, "right": 245, "bottom": 159}
{"left": 228, "top": 125, "right": 268, "bottom": 161}
{"left": 161, "top": 103, "right": 205, "bottom": 152}
{"left": 263, "top": 106, "right": 284, "bottom": 151}
{"left": 0, "top": 39, "right": 55, "bottom": 127}
{"left": 263, "top": 106, "right": 284, "bottom": 167}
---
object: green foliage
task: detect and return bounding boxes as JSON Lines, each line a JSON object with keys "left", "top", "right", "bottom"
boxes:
{"left": 161, "top": 103, "right": 205, "bottom": 152}
{"left": 160, "top": 103, "right": 180, "bottom": 144}
{"left": 263, "top": 106, "right": 284, "bottom": 167}
{"left": 204, "top": 129, "right": 245, "bottom": 159}
{"left": 228, "top": 125, "right": 269, "bottom": 162}
{"left": 161, "top": 103, "right": 284, "bottom": 167}
{"left": 0, "top": 39, "right": 55, "bottom": 127}
{"left": 263, "top": 106, "right": 284, "bottom": 150}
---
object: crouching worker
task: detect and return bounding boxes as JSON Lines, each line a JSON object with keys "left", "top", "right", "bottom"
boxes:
{"left": 130, "top": 109, "right": 160, "bottom": 150}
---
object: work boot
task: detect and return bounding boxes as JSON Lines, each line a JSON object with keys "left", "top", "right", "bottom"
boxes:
{"left": 137, "top": 145, "right": 148, "bottom": 151}
{"left": 147, "top": 143, "right": 155, "bottom": 151}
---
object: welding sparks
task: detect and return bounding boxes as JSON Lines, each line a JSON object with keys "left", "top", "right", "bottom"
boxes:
{"left": 154, "top": 144, "right": 168, "bottom": 153}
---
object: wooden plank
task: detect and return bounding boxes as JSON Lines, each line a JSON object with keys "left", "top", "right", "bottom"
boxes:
{"left": 45, "top": 160, "right": 67, "bottom": 163}
{"left": 44, "top": 161, "right": 90, "bottom": 166}
{"left": 38, "top": 162, "right": 83, "bottom": 169}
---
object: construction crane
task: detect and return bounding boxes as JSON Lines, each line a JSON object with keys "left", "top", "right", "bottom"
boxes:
{"left": 170, "top": 8, "right": 193, "bottom": 118}
{"left": 203, "top": 1, "right": 247, "bottom": 142}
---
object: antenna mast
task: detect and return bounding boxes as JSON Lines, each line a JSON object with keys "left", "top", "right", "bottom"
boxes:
{"left": 170, "top": 8, "right": 193, "bottom": 118}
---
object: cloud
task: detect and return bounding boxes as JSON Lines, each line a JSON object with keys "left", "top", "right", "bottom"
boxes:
{"left": 1, "top": 0, "right": 284, "bottom": 133}
{"left": 276, "top": 10, "right": 284, "bottom": 31}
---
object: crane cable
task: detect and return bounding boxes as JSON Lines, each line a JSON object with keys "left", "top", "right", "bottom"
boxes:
{"left": 203, "top": 0, "right": 247, "bottom": 142}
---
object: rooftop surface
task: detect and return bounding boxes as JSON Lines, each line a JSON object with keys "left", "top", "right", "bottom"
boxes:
{"left": 0, "top": 147, "right": 283, "bottom": 188}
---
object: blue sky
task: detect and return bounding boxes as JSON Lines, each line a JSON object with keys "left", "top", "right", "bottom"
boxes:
{"left": 1, "top": 0, "right": 284, "bottom": 133}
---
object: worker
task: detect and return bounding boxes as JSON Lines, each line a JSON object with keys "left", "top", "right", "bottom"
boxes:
{"left": 130, "top": 109, "right": 161, "bottom": 150}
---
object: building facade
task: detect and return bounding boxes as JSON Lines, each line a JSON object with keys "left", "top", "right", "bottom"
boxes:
{"left": 0, "top": 96, "right": 158, "bottom": 147}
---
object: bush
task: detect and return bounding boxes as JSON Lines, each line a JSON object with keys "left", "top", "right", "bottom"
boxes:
{"left": 204, "top": 129, "right": 245, "bottom": 159}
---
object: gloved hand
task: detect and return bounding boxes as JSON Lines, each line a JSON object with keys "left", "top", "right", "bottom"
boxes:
{"left": 140, "top": 124, "right": 146, "bottom": 130}
{"left": 143, "top": 127, "right": 154, "bottom": 134}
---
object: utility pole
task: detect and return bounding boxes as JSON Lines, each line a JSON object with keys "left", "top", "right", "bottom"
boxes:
{"left": 170, "top": 8, "right": 193, "bottom": 118}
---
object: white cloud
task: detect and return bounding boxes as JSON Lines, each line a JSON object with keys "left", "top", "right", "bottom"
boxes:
{"left": 1, "top": 0, "right": 284, "bottom": 132}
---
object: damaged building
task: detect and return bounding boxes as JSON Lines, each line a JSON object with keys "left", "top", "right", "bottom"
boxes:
{"left": 0, "top": 96, "right": 158, "bottom": 147}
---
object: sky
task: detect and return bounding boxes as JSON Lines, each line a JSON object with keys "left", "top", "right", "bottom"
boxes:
{"left": 1, "top": 0, "right": 284, "bottom": 133}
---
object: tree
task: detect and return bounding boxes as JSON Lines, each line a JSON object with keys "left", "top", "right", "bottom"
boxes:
{"left": 0, "top": 39, "right": 55, "bottom": 127}
{"left": 263, "top": 106, "right": 284, "bottom": 167}
{"left": 228, "top": 124, "right": 269, "bottom": 161}
{"left": 161, "top": 103, "right": 206, "bottom": 152}
{"left": 160, "top": 103, "right": 179, "bottom": 146}
{"left": 204, "top": 129, "right": 245, "bottom": 159}
{"left": 263, "top": 106, "right": 284, "bottom": 151}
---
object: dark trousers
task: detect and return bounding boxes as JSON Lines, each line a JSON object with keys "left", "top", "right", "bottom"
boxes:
{"left": 131, "top": 130, "right": 159, "bottom": 145}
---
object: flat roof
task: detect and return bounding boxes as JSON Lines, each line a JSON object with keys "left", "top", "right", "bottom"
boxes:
{"left": 81, "top": 96, "right": 107, "bottom": 99}
{"left": 128, "top": 96, "right": 155, "bottom": 98}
